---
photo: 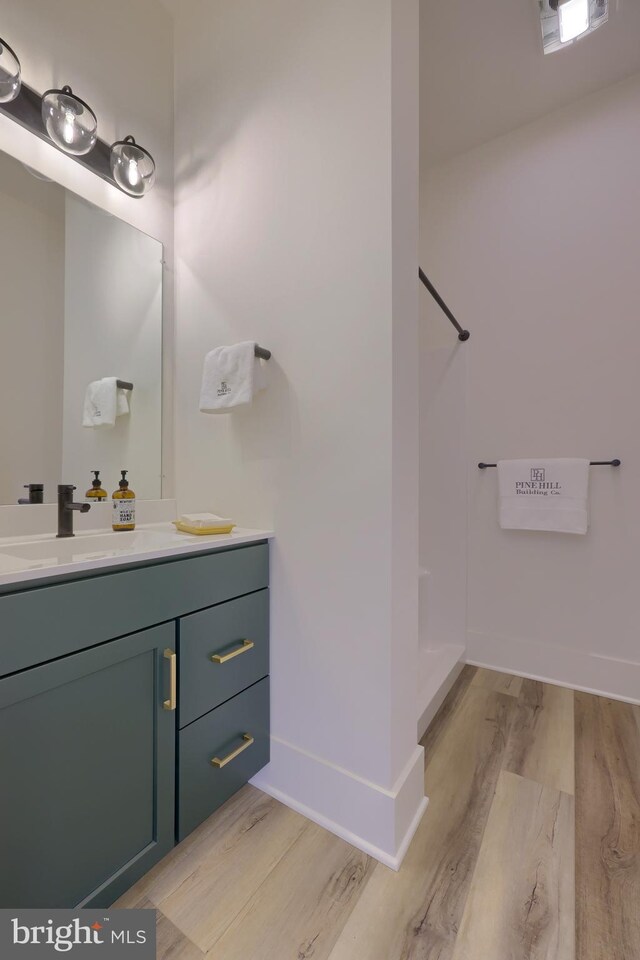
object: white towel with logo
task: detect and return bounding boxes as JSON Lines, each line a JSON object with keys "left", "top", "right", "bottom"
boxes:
{"left": 83, "top": 378, "right": 130, "bottom": 428}
{"left": 497, "top": 459, "right": 590, "bottom": 534}
{"left": 199, "top": 342, "right": 266, "bottom": 413}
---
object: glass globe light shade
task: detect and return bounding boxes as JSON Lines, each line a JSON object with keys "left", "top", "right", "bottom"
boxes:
{"left": 0, "top": 38, "right": 21, "bottom": 103}
{"left": 110, "top": 136, "right": 156, "bottom": 197}
{"left": 41, "top": 86, "right": 97, "bottom": 156}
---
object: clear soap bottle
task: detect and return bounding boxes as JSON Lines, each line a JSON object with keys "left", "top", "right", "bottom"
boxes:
{"left": 112, "top": 470, "right": 136, "bottom": 531}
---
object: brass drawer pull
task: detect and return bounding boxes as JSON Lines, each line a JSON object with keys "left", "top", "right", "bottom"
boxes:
{"left": 211, "top": 639, "right": 254, "bottom": 664}
{"left": 163, "top": 648, "right": 177, "bottom": 711}
{"left": 211, "top": 733, "right": 254, "bottom": 769}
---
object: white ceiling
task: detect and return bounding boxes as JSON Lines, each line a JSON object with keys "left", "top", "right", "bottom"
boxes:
{"left": 421, "top": 0, "right": 640, "bottom": 170}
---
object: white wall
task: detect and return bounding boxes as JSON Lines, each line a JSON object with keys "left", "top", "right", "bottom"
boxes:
{"left": 423, "top": 74, "right": 640, "bottom": 702}
{"left": 0, "top": 152, "right": 64, "bottom": 504}
{"left": 173, "top": 0, "right": 424, "bottom": 865}
{"left": 62, "top": 195, "right": 163, "bottom": 498}
{"left": 418, "top": 265, "right": 468, "bottom": 655}
{"left": 419, "top": 0, "right": 640, "bottom": 168}
{"left": 415, "top": 227, "right": 468, "bottom": 737}
{"left": 0, "top": 0, "right": 175, "bottom": 495}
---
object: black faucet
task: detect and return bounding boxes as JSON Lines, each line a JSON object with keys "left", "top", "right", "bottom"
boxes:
{"left": 57, "top": 485, "right": 91, "bottom": 538}
{"left": 18, "top": 484, "right": 44, "bottom": 505}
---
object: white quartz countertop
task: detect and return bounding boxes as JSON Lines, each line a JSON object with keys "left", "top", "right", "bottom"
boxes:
{"left": 0, "top": 523, "right": 273, "bottom": 589}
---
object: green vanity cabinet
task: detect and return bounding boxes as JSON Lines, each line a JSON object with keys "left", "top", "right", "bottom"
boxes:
{"left": 0, "top": 623, "right": 176, "bottom": 909}
{"left": 0, "top": 540, "right": 270, "bottom": 909}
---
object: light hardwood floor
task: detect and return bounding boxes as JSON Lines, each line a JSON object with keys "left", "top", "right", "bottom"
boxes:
{"left": 115, "top": 666, "right": 640, "bottom": 959}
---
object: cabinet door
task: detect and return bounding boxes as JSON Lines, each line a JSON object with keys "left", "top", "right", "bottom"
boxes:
{"left": 0, "top": 623, "right": 176, "bottom": 909}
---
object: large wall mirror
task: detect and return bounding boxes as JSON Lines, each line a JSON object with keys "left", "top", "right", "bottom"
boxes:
{"left": 0, "top": 148, "right": 163, "bottom": 505}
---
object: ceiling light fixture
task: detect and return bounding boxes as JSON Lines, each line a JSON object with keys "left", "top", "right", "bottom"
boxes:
{"left": 540, "top": 0, "right": 608, "bottom": 54}
{"left": 41, "top": 86, "right": 98, "bottom": 156}
{"left": 558, "top": 0, "right": 590, "bottom": 42}
{"left": 0, "top": 37, "right": 21, "bottom": 103}
{"left": 110, "top": 136, "right": 156, "bottom": 198}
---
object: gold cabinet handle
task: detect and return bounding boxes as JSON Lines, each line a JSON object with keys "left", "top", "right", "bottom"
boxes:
{"left": 163, "top": 648, "right": 177, "bottom": 711}
{"left": 210, "top": 733, "right": 254, "bottom": 768}
{"left": 211, "top": 639, "right": 254, "bottom": 664}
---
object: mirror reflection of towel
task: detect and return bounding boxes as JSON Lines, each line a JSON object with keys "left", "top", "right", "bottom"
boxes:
{"left": 83, "top": 378, "right": 130, "bottom": 428}
{"left": 497, "top": 459, "right": 590, "bottom": 534}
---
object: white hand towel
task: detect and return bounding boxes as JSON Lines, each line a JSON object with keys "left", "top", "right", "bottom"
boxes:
{"left": 498, "top": 459, "right": 590, "bottom": 534}
{"left": 83, "top": 378, "right": 130, "bottom": 428}
{"left": 83, "top": 378, "right": 118, "bottom": 427}
{"left": 117, "top": 387, "right": 130, "bottom": 416}
{"left": 199, "top": 342, "right": 267, "bottom": 413}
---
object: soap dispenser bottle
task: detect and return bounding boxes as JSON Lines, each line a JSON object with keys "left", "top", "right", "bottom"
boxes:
{"left": 86, "top": 471, "right": 107, "bottom": 502}
{"left": 112, "top": 470, "right": 136, "bottom": 531}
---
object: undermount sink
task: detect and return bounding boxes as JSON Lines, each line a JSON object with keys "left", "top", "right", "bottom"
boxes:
{"left": 0, "top": 528, "right": 192, "bottom": 572}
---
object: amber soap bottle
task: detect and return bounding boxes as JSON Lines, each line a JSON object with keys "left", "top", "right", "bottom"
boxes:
{"left": 86, "top": 471, "right": 107, "bottom": 502}
{"left": 112, "top": 470, "right": 136, "bottom": 531}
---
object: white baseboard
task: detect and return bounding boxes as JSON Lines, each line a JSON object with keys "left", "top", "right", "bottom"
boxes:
{"left": 417, "top": 644, "right": 466, "bottom": 740}
{"left": 392, "top": 795, "right": 429, "bottom": 870}
{"left": 251, "top": 737, "right": 427, "bottom": 871}
{"left": 467, "top": 630, "right": 640, "bottom": 705}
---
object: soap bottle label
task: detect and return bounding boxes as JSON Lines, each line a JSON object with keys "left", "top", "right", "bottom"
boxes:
{"left": 113, "top": 499, "right": 136, "bottom": 526}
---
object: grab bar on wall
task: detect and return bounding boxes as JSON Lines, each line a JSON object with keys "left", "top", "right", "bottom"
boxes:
{"left": 419, "top": 268, "right": 470, "bottom": 342}
{"left": 478, "top": 460, "right": 621, "bottom": 469}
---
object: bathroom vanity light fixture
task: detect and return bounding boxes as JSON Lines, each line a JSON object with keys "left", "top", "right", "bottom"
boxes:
{"left": 41, "top": 86, "right": 97, "bottom": 156}
{"left": 540, "top": 0, "right": 608, "bottom": 54}
{"left": 110, "top": 136, "right": 156, "bottom": 198}
{"left": 0, "top": 36, "right": 156, "bottom": 196}
{"left": 0, "top": 37, "right": 21, "bottom": 103}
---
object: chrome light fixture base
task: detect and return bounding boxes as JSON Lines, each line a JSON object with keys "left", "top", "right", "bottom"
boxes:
{"left": 540, "top": 0, "right": 608, "bottom": 54}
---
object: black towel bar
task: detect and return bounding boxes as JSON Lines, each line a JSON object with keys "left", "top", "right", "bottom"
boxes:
{"left": 419, "top": 268, "right": 470, "bottom": 342}
{"left": 116, "top": 380, "right": 133, "bottom": 391}
{"left": 254, "top": 345, "right": 271, "bottom": 361}
{"left": 478, "top": 460, "right": 621, "bottom": 469}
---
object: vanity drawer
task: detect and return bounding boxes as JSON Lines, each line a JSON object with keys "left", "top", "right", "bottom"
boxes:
{"left": 179, "top": 589, "right": 269, "bottom": 728}
{"left": 177, "top": 677, "right": 270, "bottom": 840}
{"left": 0, "top": 542, "right": 269, "bottom": 678}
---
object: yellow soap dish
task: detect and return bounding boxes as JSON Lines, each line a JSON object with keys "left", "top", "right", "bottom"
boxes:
{"left": 173, "top": 521, "right": 236, "bottom": 536}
